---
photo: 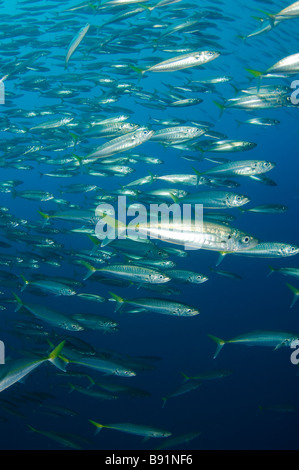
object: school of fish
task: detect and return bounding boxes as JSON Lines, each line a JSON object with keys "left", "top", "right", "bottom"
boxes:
{"left": 0, "top": 0, "right": 299, "bottom": 451}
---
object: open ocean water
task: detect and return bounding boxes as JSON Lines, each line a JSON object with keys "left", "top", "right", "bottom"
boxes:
{"left": 0, "top": 0, "right": 299, "bottom": 451}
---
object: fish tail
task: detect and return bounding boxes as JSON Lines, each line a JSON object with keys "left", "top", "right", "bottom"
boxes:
{"left": 213, "top": 100, "right": 226, "bottom": 117}
{"left": 37, "top": 210, "right": 50, "bottom": 227}
{"left": 140, "top": 4, "right": 152, "bottom": 16}
{"left": 267, "top": 265, "right": 275, "bottom": 277}
{"left": 89, "top": 420, "right": 105, "bottom": 434}
{"left": 69, "top": 132, "right": 79, "bottom": 143}
{"left": 12, "top": 292, "right": 23, "bottom": 312}
{"left": 89, "top": 4, "right": 98, "bottom": 14}
{"left": 286, "top": 283, "right": 299, "bottom": 308}
{"left": 72, "top": 154, "right": 84, "bottom": 166}
{"left": 246, "top": 69, "right": 263, "bottom": 91}
{"left": 27, "top": 425, "right": 38, "bottom": 433}
{"left": 80, "top": 261, "right": 97, "bottom": 280}
{"left": 216, "top": 251, "right": 228, "bottom": 267}
{"left": 20, "top": 274, "right": 29, "bottom": 292}
{"left": 266, "top": 13, "right": 276, "bottom": 28}
{"left": 230, "top": 83, "right": 241, "bottom": 95}
{"left": 68, "top": 382, "right": 76, "bottom": 393}
{"left": 236, "top": 34, "right": 247, "bottom": 42}
{"left": 245, "top": 68, "right": 263, "bottom": 78}
{"left": 109, "top": 291, "right": 125, "bottom": 312}
{"left": 87, "top": 375, "right": 96, "bottom": 387}
{"left": 87, "top": 234, "right": 100, "bottom": 246}
{"left": 169, "top": 192, "right": 179, "bottom": 204}
{"left": 208, "top": 334, "right": 226, "bottom": 359}
{"left": 256, "top": 8, "right": 276, "bottom": 26}
{"left": 148, "top": 171, "right": 156, "bottom": 184}
{"left": 191, "top": 167, "right": 203, "bottom": 186}
{"left": 48, "top": 340, "right": 68, "bottom": 372}
{"left": 95, "top": 207, "right": 126, "bottom": 246}
{"left": 181, "top": 372, "right": 190, "bottom": 382}
{"left": 38, "top": 210, "right": 50, "bottom": 219}
{"left": 251, "top": 14, "right": 264, "bottom": 22}
{"left": 95, "top": 207, "right": 123, "bottom": 230}
{"left": 129, "top": 64, "right": 145, "bottom": 77}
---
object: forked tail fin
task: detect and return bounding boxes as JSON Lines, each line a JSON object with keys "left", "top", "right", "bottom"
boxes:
{"left": 286, "top": 283, "right": 299, "bottom": 308}
{"left": 208, "top": 334, "right": 226, "bottom": 359}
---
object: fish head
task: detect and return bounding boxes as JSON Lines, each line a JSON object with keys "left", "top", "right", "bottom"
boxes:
{"left": 151, "top": 430, "right": 172, "bottom": 438}
{"left": 182, "top": 127, "right": 202, "bottom": 139}
{"left": 249, "top": 161, "right": 276, "bottom": 175}
{"left": 190, "top": 274, "right": 209, "bottom": 284}
{"left": 173, "top": 189, "right": 188, "bottom": 198}
{"left": 148, "top": 248, "right": 169, "bottom": 259}
{"left": 135, "top": 128, "right": 154, "bottom": 143}
{"left": 122, "top": 189, "right": 140, "bottom": 197}
{"left": 226, "top": 193, "right": 250, "bottom": 208}
{"left": 231, "top": 231, "right": 259, "bottom": 252}
{"left": 115, "top": 368, "right": 136, "bottom": 377}
{"left": 126, "top": 123, "right": 139, "bottom": 132}
{"left": 179, "top": 306, "right": 200, "bottom": 316}
{"left": 156, "top": 261, "right": 175, "bottom": 269}
{"left": 243, "top": 142, "right": 257, "bottom": 150}
{"left": 149, "top": 273, "right": 171, "bottom": 284}
{"left": 62, "top": 321, "right": 85, "bottom": 332}
{"left": 61, "top": 288, "right": 77, "bottom": 296}
{"left": 106, "top": 321, "right": 119, "bottom": 329}
{"left": 280, "top": 244, "right": 299, "bottom": 257}
{"left": 193, "top": 127, "right": 207, "bottom": 138}
{"left": 198, "top": 51, "right": 220, "bottom": 63}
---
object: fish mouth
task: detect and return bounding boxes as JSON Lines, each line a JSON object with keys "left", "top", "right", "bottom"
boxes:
{"left": 230, "top": 196, "right": 250, "bottom": 207}
{"left": 188, "top": 309, "right": 200, "bottom": 316}
{"left": 240, "top": 197, "right": 251, "bottom": 206}
{"left": 286, "top": 247, "right": 299, "bottom": 256}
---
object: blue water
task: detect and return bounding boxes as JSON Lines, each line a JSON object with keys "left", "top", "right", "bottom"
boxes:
{"left": 0, "top": 0, "right": 299, "bottom": 451}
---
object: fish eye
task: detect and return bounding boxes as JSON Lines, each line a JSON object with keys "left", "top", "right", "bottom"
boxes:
{"left": 242, "top": 236, "right": 250, "bottom": 244}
